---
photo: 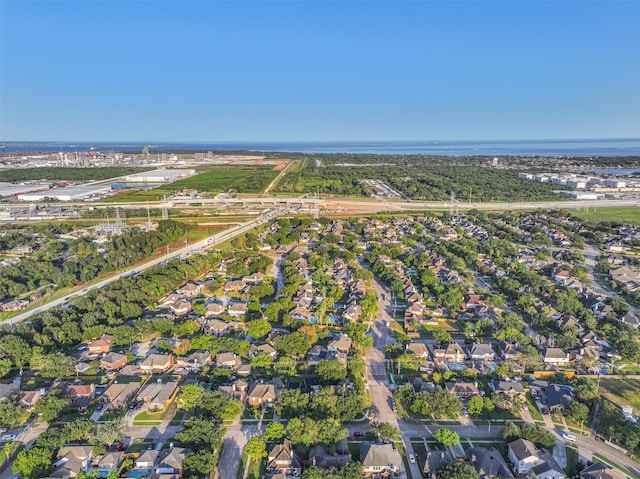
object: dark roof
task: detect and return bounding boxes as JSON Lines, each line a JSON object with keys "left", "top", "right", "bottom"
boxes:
{"left": 546, "top": 384, "right": 575, "bottom": 410}
{"left": 491, "top": 380, "right": 525, "bottom": 394}
{"left": 467, "top": 447, "right": 514, "bottom": 479}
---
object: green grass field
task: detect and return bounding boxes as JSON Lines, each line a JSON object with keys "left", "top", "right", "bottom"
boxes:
{"left": 598, "top": 378, "right": 640, "bottom": 410}
{"left": 572, "top": 207, "right": 640, "bottom": 224}
{"left": 163, "top": 167, "right": 279, "bottom": 193}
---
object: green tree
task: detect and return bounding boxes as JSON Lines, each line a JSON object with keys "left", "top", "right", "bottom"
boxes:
{"left": 34, "top": 391, "right": 69, "bottom": 422}
{"left": 467, "top": 396, "right": 484, "bottom": 416}
{"left": 183, "top": 449, "right": 218, "bottom": 478}
{"left": 566, "top": 402, "right": 590, "bottom": 425}
{"left": 370, "top": 422, "right": 401, "bottom": 442}
{"left": 263, "top": 422, "right": 286, "bottom": 441}
{"left": 244, "top": 437, "right": 267, "bottom": 459}
{"left": 197, "top": 391, "right": 242, "bottom": 420}
{"left": 251, "top": 352, "right": 274, "bottom": 369}
{"left": 439, "top": 462, "right": 480, "bottom": 479}
{"left": 434, "top": 428, "right": 460, "bottom": 447}
{"left": 247, "top": 319, "right": 272, "bottom": 340}
{"left": 13, "top": 447, "right": 52, "bottom": 479}
{"left": 274, "top": 357, "right": 297, "bottom": 377}
{"left": 175, "top": 417, "right": 224, "bottom": 448}
{"left": 92, "top": 420, "right": 125, "bottom": 447}
{"left": 316, "top": 360, "right": 347, "bottom": 383}
{"left": 176, "top": 384, "right": 205, "bottom": 411}
{"left": 433, "top": 329, "right": 453, "bottom": 345}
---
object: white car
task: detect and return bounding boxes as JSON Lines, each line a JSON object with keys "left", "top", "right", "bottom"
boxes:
{"left": 409, "top": 454, "right": 415, "bottom": 463}
{"left": 562, "top": 433, "right": 576, "bottom": 442}
{"left": 1, "top": 434, "right": 16, "bottom": 442}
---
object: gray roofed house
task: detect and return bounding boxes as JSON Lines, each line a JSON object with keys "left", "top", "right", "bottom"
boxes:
{"left": 308, "top": 443, "right": 351, "bottom": 469}
{"left": 490, "top": 380, "right": 525, "bottom": 396}
{"left": 137, "top": 381, "right": 178, "bottom": 410}
{"left": 135, "top": 450, "right": 160, "bottom": 469}
{"left": 580, "top": 462, "right": 627, "bottom": 479}
{"left": 360, "top": 442, "right": 402, "bottom": 476}
{"left": 530, "top": 458, "right": 566, "bottom": 479}
{"left": 546, "top": 384, "right": 575, "bottom": 412}
{"left": 156, "top": 447, "right": 189, "bottom": 476}
{"left": 420, "top": 446, "right": 453, "bottom": 479}
{"left": 468, "top": 343, "right": 495, "bottom": 361}
{"left": 508, "top": 439, "right": 544, "bottom": 474}
{"left": 406, "top": 342, "right": 429, "bottom": 358}
{"left": 467, "top": 447, "right": 514, "bottom": 479}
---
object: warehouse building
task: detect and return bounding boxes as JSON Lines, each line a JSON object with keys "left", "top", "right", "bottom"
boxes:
{"left": 17, "top": 185, "right": 112, "bottom": 201}
{"left": 122, "top": 169, "right": 196, "bottom": 183}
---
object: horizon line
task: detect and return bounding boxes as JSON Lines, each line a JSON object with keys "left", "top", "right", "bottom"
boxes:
{"left": 2, "top": 137, "right": 640, "bottom": 144}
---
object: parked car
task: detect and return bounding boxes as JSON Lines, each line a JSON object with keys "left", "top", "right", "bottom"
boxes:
{"left": 1, "top": 434, "right": 16, "bottom": 442}
{"left": 114, "top": 442, "right": 125, "bottom": 451}
{"left": 156, "top": 442, "right": 164, "bottom": 451}
{"left": 409, "top": 454, "right": 415, "bottom": 463}
{"left": 354, "top": 432, "right": 363, "bottom": 437}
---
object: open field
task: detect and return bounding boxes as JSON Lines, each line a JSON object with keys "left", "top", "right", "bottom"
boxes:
{"left": 572, "top": 206, "right": 640, "bottom": 224}
{"left": 162, "top": 166, "right": 279, "bottom": 193}
{"left": 102, "top": 189, "right": 172, "bottom": 203}
{"left": 598, "top": 378, "right": 640, "bottom": 411}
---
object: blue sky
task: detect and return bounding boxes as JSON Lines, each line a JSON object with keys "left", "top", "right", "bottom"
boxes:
{"left": 1, "top": 0, "right": 639, "bottom": 141}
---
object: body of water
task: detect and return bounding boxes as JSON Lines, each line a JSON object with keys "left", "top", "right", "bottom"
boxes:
{"left": 2, "top": 138, "right": 640, "bottom": 156}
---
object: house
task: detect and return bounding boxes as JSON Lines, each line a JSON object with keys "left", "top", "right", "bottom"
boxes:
{"left": 421, "top": 446, "right": 453, "bottom": 479}
{"left": 135, "top": 450, "right": 161, "bottom": 469}
{"left": 266, "top": 439, "right": 301, "bottom": 477}
{"left": 218, "top": 379, "right": 249, "bottom": 402}
{"left": 96, "top": 451, "right": 124, "bottom": 472}
{"left": 140, "top": 354, "right": 174, "bottom": 374}
{"left": 75, "top": 362, "right": 92, "bottom": 375}
{"left": 508, "top": 439, "right": 544, "bottom": 474}
{"left": 136, "top": 381, "right": 179, "bottom": 410}
{"left": 205, "top": 302, "right": 225, "bottom": 318}
{"left": 580, "top": 462, "right": 627, "bottom": 479}
{"left": 88, "top": 335, "right": 114, "bottom": 354}
{"left": 156, "top": 447, "right": 189, "bottom": 477}
{"left": 308, "top": 442, "right": 351, "bottom": 469}
{"left": 227, "top": 302, "right": 248, "bottom": 318}
{"left": 406, "top": 342, "right": 429, "bottom": 358}
{"left": 170, "top": 299, "right": 192, "bottom": 316}
{"left": 244, "top": 272, "right": 265, "bottom": 284}
{"left": 327, "top": 334, "right": 352, "bottom": 354}
{"left": 445, "top": 382, "right": 480, "bottom": 399}
{"left": 100, "top": 352, "right": 128, "bottom": 371}
{"left": 468, "top": 343, "right": 495, "bottom": 362}
{"left": 490, "top": 381, "right": 525, "bottom": 396}
{"left": 467, "top": 447, "right": 514, "bottom": 479}
{"left": 206, "top": 318, "right": 230, "bottom": 335}
{"left": 100, "top": 382, "right": 140, "bottom": 409}
{"left": 19, "top": 389, "right": 44, "bottom": 410}
{"left": 545, "top": 384, "right": 575, "bottom": 412}
{"left": 621, "top": 312, "right": 640, "bottom": 329}
{"left": 289, "top": 306, "right": 312, "bottom": 321}
{"left": 216, "top": 352, "right": 241, "bottom": 370}
{"left": 249, "top": 343, "right": 277, "bottom": 359}
{"left": 542, "top": 348, "right": 570, "bottom": 366}
{"left": 432, "top": 343, "right": 465, "bottom": 362}
{"left": 176, "top": 351, "right": 211, "bottom": 371}
{"left": 50, "top": 445, "right": 94, "bottom": 478}
{"left": 247, "top": 382, "right": 277, "bottom": 407}
{"left": 177, "top": 282, "right": 203, "bottom": 298}
{"left": 53, "top": 382, "right": 96, "bottom": 411}
{"left": 530, "top": 460, "right": 567, "bottom": 479}
{"left": 360, "top": 442, "right": 402, "bottom": 476}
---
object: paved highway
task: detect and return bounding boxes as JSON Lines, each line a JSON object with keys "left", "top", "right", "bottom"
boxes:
{"left": 3, "top": 213, "right": 277, "bottom": 325}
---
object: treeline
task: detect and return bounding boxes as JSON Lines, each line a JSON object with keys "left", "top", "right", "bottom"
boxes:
{"left": 0, "top": 220, "right": 190, "bottom": 303}
{"left": 0, "top": 253, "right": 214, "bottom": 376}
{"left": 0, "top": 167, "right": 153, "bottom": 182}
{"left": 276, "top": 158, "right": 562, "bottom": 201}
